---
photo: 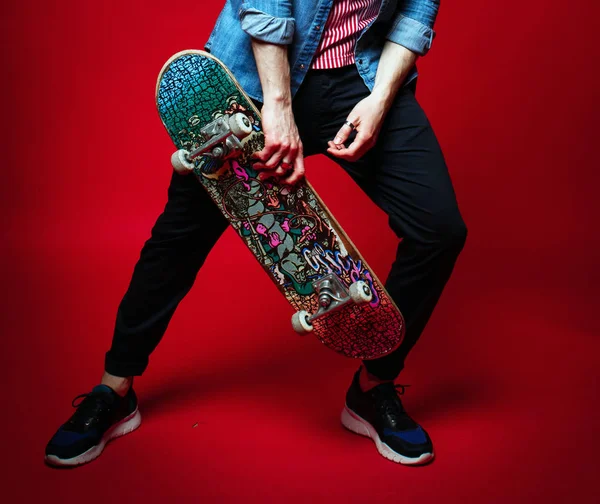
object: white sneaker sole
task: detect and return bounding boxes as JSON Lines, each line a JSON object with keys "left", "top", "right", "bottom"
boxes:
{"left": 45, "top": 408, "right": 142, "bottom": 467}
{"left": 341, "top": 405, "right": 434, "bottom": 465}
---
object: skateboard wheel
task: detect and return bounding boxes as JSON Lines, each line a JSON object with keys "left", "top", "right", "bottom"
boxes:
{"left": 349, "top": 281, "right": 373, "bottom": 304}
{"left": 171, "top": 149, "right": 195, "bottom": 174}
{"left": 229, "top": 113, "right": 253, "bottom": 138}
{"left": 291, "top": 310, "right": 313, "bottom": 334}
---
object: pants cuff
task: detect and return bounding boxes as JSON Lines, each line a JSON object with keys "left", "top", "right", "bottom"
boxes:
{"left": 105, "top": 352, "right": 149, "bottom": 377}
{"left": 361, "top": 361, "right": 403, "bottom": 381}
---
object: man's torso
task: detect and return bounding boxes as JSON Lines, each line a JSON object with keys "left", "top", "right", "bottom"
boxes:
{"left": 205, "top": 0, "right": 417, "bottom": 103}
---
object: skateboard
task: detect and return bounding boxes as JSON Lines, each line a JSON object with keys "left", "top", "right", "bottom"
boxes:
{"left": 155, "top": 50, "right": 405, "bottom": 359}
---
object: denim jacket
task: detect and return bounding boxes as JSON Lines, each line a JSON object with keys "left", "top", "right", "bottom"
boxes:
{"left": 205, "top": 1, "right": 439, "bottom": 103}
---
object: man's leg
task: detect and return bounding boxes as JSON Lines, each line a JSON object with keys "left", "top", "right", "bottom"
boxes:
{"left": 46, "top": 171, "right": 229, "bottom": 467}
{"left": 334, "top": 83, "right": 466, "bottom": 463}
{"left": 296, "top": 67, "right": 466, "bottom": 377}
{"left": 105, "top": 170, "right": 229, "bottom": 381}
{"left": 293, "top": 66, "right": 466, "bottom": 464}
{"left": 340, "top": 87, "right": 467, "bottom": 381}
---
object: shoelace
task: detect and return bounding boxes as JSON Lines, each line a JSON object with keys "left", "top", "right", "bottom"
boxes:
{"left": 68, "top": 392, "right": 112, "bottom": 428}
{"left": 376, "top": 383, "right": 411, "bottom": 418}
{"left": 395, "top": 384, "right": 410, "bottom": 395}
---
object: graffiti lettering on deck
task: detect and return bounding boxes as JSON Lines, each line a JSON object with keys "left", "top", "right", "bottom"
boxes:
{"left": 302, "top": 244, "right": 380, "bottom": 307}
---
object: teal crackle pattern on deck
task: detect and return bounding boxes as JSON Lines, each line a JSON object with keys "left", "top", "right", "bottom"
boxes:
{"left": 157, "top": 54, "right": 262, "bottom": 177}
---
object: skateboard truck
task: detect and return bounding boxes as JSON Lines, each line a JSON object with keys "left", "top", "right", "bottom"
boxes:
{"left": 171, "top": 113, "right": 253, "bottom": 173}
{"left": 291, "top": 275, "right": 373, "bottom": 334}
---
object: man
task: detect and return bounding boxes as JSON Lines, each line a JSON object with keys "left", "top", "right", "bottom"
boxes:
{"left": 46, "top": 0, "right": 466, "bottom": 467}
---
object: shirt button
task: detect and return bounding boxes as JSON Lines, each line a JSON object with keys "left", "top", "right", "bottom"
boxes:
{"left": 300, "top": 64, "right": 305, "bottom": 69}
{"left": 315, "top": 25, "right": 321, "bottom": 30}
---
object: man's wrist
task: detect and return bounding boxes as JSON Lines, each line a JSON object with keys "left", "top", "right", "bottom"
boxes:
{"left": 251, "top": 38, "right": 293, "bottom": 108}
{"left": 370, "top": 87, "right": 395, "bottom": 108}
{"left": 371, "top": 42, "right": 417, "bottom": 107}
{"left": 263, "top": 92, "right": 292, "bottom": 107}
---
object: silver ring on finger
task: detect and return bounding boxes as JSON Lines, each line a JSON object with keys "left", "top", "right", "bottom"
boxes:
{"left": 344, "top": 120, "right": 356, "bottom": 131}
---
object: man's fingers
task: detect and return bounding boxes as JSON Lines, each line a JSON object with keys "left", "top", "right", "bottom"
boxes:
{"left": 256, "top": 143, "right": 303, "bottom": 183}
{"left": 262, "top": 144, "right": 297, "bottom": 169}
{"left": 252, "top": 142, "right": 277, "bottom": 163}
{"left": 327, "top": 132, "right": 371, "bottom": 161}
{"left": 283, "top": 154, "right": 305, "bottom": 185}
{"left": 254, "top": 151, "right": 285, "bottom": 170}
{"left": 254, "top": 144, "right": 299, "bottom": 170}
{"left": 258, "top": 164, "right": 285, "bottom": 180}
{"left": 331, "top": 119, "right": 356, "bottom": 147}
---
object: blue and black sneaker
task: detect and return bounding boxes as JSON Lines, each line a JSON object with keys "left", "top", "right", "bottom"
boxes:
{"left": 341, "top": 369, "right": 434, "bottom": 465}
{"left": 45, "top": 385, "right": 141, "bottom": 467}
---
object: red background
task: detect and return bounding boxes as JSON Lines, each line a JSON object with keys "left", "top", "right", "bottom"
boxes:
{"left": 2, "top": 0, "right": 599, "bottom": 502}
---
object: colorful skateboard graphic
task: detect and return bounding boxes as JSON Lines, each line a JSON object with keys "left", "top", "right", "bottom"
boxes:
{"left": 155, "top": 50, "right": 405, "bottom": 359}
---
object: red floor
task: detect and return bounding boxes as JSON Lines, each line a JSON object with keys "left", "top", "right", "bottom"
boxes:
{"left": 2, "top": 1, "right": 599, "bottom": 502}
{"left": 4, "top": 224, "right": 599, "bottom": 502}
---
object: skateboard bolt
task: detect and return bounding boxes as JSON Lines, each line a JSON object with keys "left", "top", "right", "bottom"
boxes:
{"left": 319, "top": 294, "right": 332, "bottom": 307}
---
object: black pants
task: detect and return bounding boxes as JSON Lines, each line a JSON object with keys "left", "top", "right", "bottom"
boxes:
{"left": 105, "top": 65, "right": 467, "bottom": 380}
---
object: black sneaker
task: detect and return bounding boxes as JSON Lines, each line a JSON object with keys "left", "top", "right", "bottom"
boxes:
{"left": 341, "top": 369, "right": 434, "bottom": 465}
{"left": 45, "top": 385, "right": 141, "bottom": 467}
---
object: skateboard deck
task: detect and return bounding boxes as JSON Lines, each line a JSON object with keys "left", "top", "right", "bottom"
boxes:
{"left": 155, "top": 50, "right": 405, "bottom": 359}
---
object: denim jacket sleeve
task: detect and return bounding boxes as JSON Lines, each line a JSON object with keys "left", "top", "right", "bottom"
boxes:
{"left": 239, "top": 1, "right": 295, "bottom": 45}
{"left": 387, "top": 0, "right": 440, "bottom": 56}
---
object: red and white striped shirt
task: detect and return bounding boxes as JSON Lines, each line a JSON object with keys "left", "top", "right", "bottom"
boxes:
{"left": 311, "top": 0, "right": 382, "bottom": 70}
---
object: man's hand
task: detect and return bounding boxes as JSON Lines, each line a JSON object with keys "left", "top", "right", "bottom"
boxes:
{"left": 328, "top": 41, "right": 418, "bottom": 162}
{"left": 251, "top": 39, "right": 305, "bottom": 185}
{"left": 253, "top": 99, "right": 305, "bottom": 185}
{"left": 326, "top": 94, "right": 387, "bottom": 162}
